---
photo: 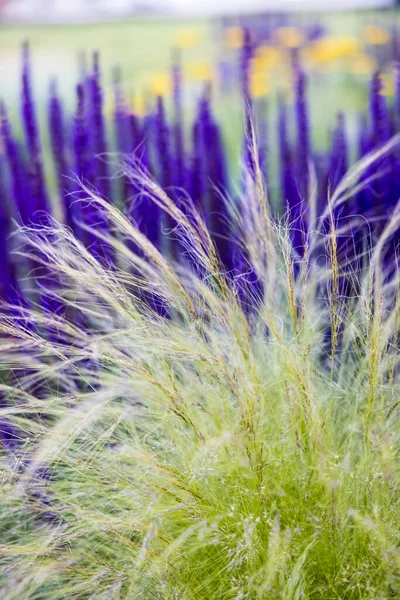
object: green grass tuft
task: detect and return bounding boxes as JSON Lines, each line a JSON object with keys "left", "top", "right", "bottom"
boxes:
{"left": 1, "top": 154, "right": 400, "bottom": 599}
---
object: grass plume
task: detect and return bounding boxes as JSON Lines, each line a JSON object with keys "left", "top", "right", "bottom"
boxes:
{"left": 0, "top": 149, "right": 400, "bottom": 600}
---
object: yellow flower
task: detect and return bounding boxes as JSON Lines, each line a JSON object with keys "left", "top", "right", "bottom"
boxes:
{"left": 149, "top": 74, "right": 172, "bottom": 97}
{"left": 226, "top": 26, "right": 245, "bottom": 49}
{"left": 174, "top": 27, "right": 203, "bottom": 50}
{"left": 250, "top": 69, "right": 269, "bottom": 98}
{"left": 254, "top": 45, "right": 281, "bottom": 70}
{"left": 380, "top": 73, "right": 394, "bottom": 97}
{"left": 308, "top": 35, "right": 360, "bottom": 63}
{"left": 349, "top": 52, "right": 377, "bottom": 76}
{"left": 132, "top": 94, "right": 147, "bottom": 118}
{"left": 274, "top": 27, "right": 305, "bottom": 49}
{"left": 187, "top": 61, "right": 213, "bottom": 82}
{"left": 363, "top": 25, "right": 390, "bottom": 46}
{"left": 103, "top": 99, "right": 114, "bottom": 119}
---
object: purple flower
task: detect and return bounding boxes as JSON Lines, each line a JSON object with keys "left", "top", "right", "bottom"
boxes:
{"left": 48, "top": 81, "right": 73, "bottom": 230}
{"left": 172, "top": 52, "right": 185, "bottom": 191}
{"left": 0, "top": 156, "right": 20, "bottom": 306}
{"left": 196, "top": 92, "right": 231, "bottom": 269}
{"left": 154, "top": 95, "right": 173, "bottom": 190}
{"left": 294, "top": 65, "right": 310, "bottom": 202}
{"left": 356, "top": 114, "right": 374, "bottom": 216}
{"left": 256, "top": 99, "right": 268, "bottom": 184}
{"left": 240, "top": 28, "right": 256, "bottom": 177}
{"left": 328, "top": 112, "right": 348, "bottom": 195}
{"left": 395, "top": 62, "right": 400, "bottom": 124}
{"left": 190, "top": 103, "right": 207, "bottom": 214}
{"left": 113, "top": 70, "right": 131, "bottom": 155}
{"left": 278, "top": 100, "right": 302, "bottom": 253}
{"left": 73, "top": 81, "right": 111, "bottom": 264}
{"left": 240, "top": 27, "right": 253, "bottom": 108}
{"left": 153, "top": 96, "right": 173, "bottom": 253}
{"left": 88, "top": 53, "right": 110, "bottom": 202}
{"left": 327, "top": 113, "right": 352, "bottom": 269}
{"left": 21, "top": 42, "right": 49, "bottom": 219}
{"left": 370, "top": 72, "right": 390, "bottom": 146}
{"left": 293, "top": 65, "right": 311, "bottom": 254}
{"left": 1, "top": 105, "right": 31, "bottom": 225}
{"left": 369, "top": 72, "right": 393, "bottom": 220}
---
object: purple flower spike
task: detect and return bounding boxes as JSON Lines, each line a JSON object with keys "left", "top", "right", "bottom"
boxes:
{"left": 113, "top": 68, "right": 134, "bottom": 159}
{"left": 328, "top": 113, "right": 351, "bottom": 267}
{"left": 1, "top": 105, "right": 31, "bottom": 225}
{"left": 48, "top": 80, "right": 73, "bottom": 230}
{"left": 370, "top": 72, "right": 390, "bottom": 147}
{"left": 356, "top": 115, "right": 374, "bottom": 217}
{"left": 172, "top": 51, "right": 185, "bottom": 191}
{"left": 197, "top": 92, "right": 231, "bottom": 270}
{"left": 113, "top": 70, "right": 139, "bottom": 213}
{"left": 240, "top": 28, "right": 257, "bottom": 177}
{"left": 154, "top": 95, "right": 172, "bottom": 190}
{"left": 278, "top": 100, "right": 302, "bottom": 253}
{"left": 293, "top": 65, "right": 311, "bottom": 254}
{"left": 89, "top": 52, "right": 110, "bottom": 202}
{"left": 0, "top": 157, "right": 20, "bottom": 307}
{"left": 21, "top": 42, "right": 49, "bottom": 219}
{"left": 324, "top": 113, "right": 350, "bottom": 245}
{"left": 190, "top": 112, "right": 207, "bottom": 214}
{"left": 294, "top": 65, "right": 310, "bottom": 201}
{"left": 395, "top": 62, "right": 400, "bottom": 123}
{"left": 137, "top": 114, "right": 160, "bottom": 249}
{"left": 73, "top": 83, "right": 101, "bottom": 252}
{"left": 74, "top": 79, "right": 115, "bottom": 270}
{"left": 240, "top": 28, "right": 253, "bottom": 109}
{"left": 153, "top": 96, "right": 173, "bottom": 253}
{"left": 0, "top": 182, "right": 24, "bottom": 447}
{"left": 329, "top": 112, "right": 348, "bottom": 194}
{"left": 369, "top": 72, "right": 393, "bottom": 219}
{"left": 257, "top": 99, "right": 268, "bottom": 184}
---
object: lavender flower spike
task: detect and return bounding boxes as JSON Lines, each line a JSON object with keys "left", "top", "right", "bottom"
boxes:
{"left": 370, "top": 71, "right": 390, "bottom": 147}
{"left": 328, "top": 112, "right": 348, "bottom": 194}
{"left": 293, "top": 65, "right": 311, "bottom": 255}
{"left": 21, "top": 41, "right": 49, "bottom": 218}
{"left": 172, "top": 50, "right": 185, "bottom": 191}
{"left": 294, "top": 64, "right": 310, "bottom": 202}
{"left": 48, "top": 80, "right": 73, "bottom": 230}
{"left": 0, "top": 104, "right": 30, "bottom": 225}
{"left": 89, "top": 52, "right": 110, "bottom": 202}
{"left": 278, "top": 99, "right": 302, "bottom": 253}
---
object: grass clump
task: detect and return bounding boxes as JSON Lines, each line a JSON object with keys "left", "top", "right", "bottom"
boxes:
{"left": 0, "top": 157, "right": 400, "bottom": 600}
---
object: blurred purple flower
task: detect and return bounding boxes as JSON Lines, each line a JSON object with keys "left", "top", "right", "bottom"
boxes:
{"left": 21, "top": 42, "right": 49, "bottom": 220}
{"left": 48, "top": 81, "right": 73, "bottom": 230}
{"left": 89, "top": 53, "right": 110, "bottom": 202}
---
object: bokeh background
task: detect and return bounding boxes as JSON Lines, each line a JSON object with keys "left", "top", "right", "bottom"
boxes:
{"left": 1, "top": 0, "right": 400, "bottom": 220}
{"left": 1, "top": 1, "right": 399, "bottom": 172}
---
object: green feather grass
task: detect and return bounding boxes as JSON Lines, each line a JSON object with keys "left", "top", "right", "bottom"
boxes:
{"left": 0, "top": 147, "right": 400, "bottom": 599}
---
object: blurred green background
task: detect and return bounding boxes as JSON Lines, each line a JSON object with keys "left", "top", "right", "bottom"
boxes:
{"left": 1, "top": 8, "right": 400, "bottom": 196}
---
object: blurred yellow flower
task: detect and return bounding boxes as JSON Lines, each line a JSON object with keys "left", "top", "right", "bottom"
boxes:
{"left": 308, "top": 36, "right": 360, "bottom": 63}
{"left": 132, "top": 95, "right": 147, "bottom": 117}
{"left": 226, "top": 26, "right": 245, "bottom": 49}
{"left": 274, "top": 27, "right": 305, "bottom": 49}
{"left": 187, "top": 60, "right": 214, "bottom": 82}
{"left": 250, "top": 70, "right": 269, "bottom": 98}
{"left": 174, "top": 27, "right": 203, "bottom": 49}
{"left": 254, "top": 45, "right": 281, "bottom": 70}
{"left": 150, "top": 74, "right": 172, "bottom": 97}
{"left": 363, "top": 25, "right": 391, "bottom": 46}
{"left": 380, "top": 73, "right": 394, "bottom": 97}
{"left": 103, "top": 99, "right": 114, "bottom": 119}
{"left": 349, "top": 52, "right": 377, "bottom": 76}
